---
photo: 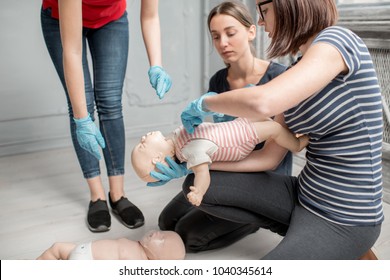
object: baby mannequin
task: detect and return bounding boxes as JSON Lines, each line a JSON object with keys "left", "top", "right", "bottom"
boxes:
{"left": 131, "top": 117, "right": 309, "bottom": 206}
{"left": 36, "top": 230, "right": 185, "bottom": 260}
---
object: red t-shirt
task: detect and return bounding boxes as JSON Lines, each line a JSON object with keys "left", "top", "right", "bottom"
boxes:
{"left": 42, "top": 0, "right": 127, "bottom": 29}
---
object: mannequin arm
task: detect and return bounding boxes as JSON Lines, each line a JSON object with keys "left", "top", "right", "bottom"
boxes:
{"left": 253, "top": 120, "right": 308, "bottom": 153}
{"left": 187, "top": 163, "right": 210, "bottom": 206}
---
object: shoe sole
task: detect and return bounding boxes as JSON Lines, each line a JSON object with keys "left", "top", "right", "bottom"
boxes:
{"left": 86, "top": 220, "right": 111, "bottom": 233}
{"left": 111, "top": 209, "right": 145, "bottom": 229}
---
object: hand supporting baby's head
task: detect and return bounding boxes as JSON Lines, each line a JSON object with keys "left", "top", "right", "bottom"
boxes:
{"left": 131, "top": 131, "right": 175, "bottom": 182}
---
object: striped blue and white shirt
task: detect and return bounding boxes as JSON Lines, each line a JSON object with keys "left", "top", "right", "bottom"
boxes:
{"left": 284, "top": 26, "right": 384, "bottom": 226}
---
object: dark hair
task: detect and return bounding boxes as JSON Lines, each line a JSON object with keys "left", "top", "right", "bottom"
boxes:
{"left": 268, "top": 0, "right": 338, "bottom": 58}
{"left": 207, "top": 1, "right": 256, "bottom": 55}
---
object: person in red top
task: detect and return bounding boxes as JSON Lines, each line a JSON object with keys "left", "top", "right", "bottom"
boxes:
{"left": 40, "top": 0, "right": 172, "bottom": 232}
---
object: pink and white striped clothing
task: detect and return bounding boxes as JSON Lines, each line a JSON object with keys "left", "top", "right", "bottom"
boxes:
{"left": 172, "top": 118, "right": 259, "bottom": 169}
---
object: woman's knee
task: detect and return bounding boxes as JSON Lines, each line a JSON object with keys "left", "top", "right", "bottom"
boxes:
{"left": 158, "top": 210, "right": 175, "bottom": 231}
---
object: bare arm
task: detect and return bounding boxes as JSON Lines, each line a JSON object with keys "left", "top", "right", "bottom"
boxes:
{"left": 211, "top": 140, "right": 287, "bottom": 172}
{"left": 58, "top": 0, "right": 87, "bottom": 119}
{"left": 203, "top": 43, "right": 348, "bottom": 119}
{"left": 36, "top": 242, "right": 76, "bottom": 260}
{"left": 140, "top": 0, "right": 162, "bottom": 66}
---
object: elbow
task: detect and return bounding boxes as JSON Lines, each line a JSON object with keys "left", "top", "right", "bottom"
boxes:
{"left": 251, "top": 96, "right": 273, "bottom": 118}
{"left": 63, "top": 46, "right": 82, "bottom": 60}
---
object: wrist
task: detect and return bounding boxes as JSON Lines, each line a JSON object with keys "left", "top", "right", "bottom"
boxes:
{"left": 73, "top": 114, "right": 91, "bottom": 124}
{"left": 149, "top": 65, "right": 163, "bottom": 71}
{"left": 201, "top": 99, "right": 209, "bottom": 112}
{"left": 200, "top": 92, "right": 217, "bottom": 112}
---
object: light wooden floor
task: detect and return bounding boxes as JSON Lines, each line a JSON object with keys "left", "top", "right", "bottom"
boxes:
{"left": 0, "top": 138, "right": 389, "bottom": 260}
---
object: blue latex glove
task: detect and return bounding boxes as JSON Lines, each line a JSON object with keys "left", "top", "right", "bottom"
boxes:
{"left": 73, "top": 114, "right": 105, "bottom": 160}
{"left": 181, "top": 92, "right": 224, "bottom": 134}
{"left": 147, "top": 156, "right": 193, "bottom": 187}
{"left": 148, "top": 66, "right": 172, "bottom": 99}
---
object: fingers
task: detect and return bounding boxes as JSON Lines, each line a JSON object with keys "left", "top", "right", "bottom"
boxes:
{"left": 182, "top": 116, "right": 202, "bottom": 134}
{"left": 149, "top": 169, "right": 170, "bottom": 181}
{"left": 164, "top": 157, "right": 182, "bottom": 173}
{"left": 182, "top": 120, "right": 195, "bottom": 134}
{"left": 90, "top": 143, "right": 102, "bottom": 160}
{"left": 95, "top": 129, "right": 106, "bottom": 149}
{"left": 147, "top": 180, "right": 167, "bottom": 187}
{"left": 187, "top": 186, "right": 201, "bottom": 206}
{"left": 77, "top": 134, "right": 102, "bottom": 160}
{"left": 149, "top": 66, "right": 172, "bottom": 99}
{"left": 155, "top": 161, "right": 176, "bottom": 178}
{"left": 156, "top": 74, "right": 172, "bottom": 99}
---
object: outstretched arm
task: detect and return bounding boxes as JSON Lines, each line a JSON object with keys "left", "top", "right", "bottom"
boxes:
{"left": 253, "top": 120, "right": 309, "bottom": 153}
{"left": 36, "top": 242, "right": 76, "bottom": 260}
{"left": 187, "top": 163, "right": 210, "bottom": 206}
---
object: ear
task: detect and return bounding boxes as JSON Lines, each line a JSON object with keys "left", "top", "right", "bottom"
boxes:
{"left": 152, "top": 152, "right": 163, "bottom": 165}
{"left": 248, "top": 24, "right": 256, "bottom": 41}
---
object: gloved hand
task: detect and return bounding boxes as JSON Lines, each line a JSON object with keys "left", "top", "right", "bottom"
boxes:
{"left": 181, "top": 92, "right": 224, "bottom": 134}
{"left": 147, "top": 156, "right": 193, "bottom": 187}
{"left": 148, "top": 65, "right": 172, "bottom": 99}
{"left": 73, "top": 114, "right": 105, "bottom": 160}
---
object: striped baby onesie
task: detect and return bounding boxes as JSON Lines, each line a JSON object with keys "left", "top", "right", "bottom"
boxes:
{"left": 173, "top": 118, "right": 259, "bottom": 169}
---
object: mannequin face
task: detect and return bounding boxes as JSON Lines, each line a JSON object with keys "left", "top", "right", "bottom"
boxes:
{"left": 131, "top": 131, "right": 174, "bottom": 182}
{"left": 140, "top": 230, "right": 185, "bottom": 260}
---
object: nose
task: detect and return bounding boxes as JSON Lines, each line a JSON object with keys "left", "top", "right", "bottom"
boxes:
{"left": 257, "top": 17, "right": 265, "bottom": 26}
{"left": 219, "top": 35, "right": 229, "bottom": 48}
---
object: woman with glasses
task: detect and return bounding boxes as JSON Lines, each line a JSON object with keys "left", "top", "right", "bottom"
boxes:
{"left": 41, "top": 0, "right": 172, "bottom": 232}
{"left": 155, "top": 1, "right": 293, "bottom": 253}
{"left": 178, "top": 0, "right": 383, "bottom": 259}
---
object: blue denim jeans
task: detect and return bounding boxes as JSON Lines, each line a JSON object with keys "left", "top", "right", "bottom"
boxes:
{"left": 41, "top": 7, "right": 129, "bottom": 179}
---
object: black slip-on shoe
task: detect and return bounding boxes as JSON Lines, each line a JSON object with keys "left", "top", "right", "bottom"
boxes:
{"left": 87, "top": 199, "right": 111, "bottom": 232}
{"left": 108, "top": 192, "right": 144, "bottom": 229}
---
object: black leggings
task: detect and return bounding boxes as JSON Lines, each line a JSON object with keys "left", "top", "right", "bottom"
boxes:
{"left": 177, "top": 171, "right": 381, "bottom": 259}
{"left": 159, "top": 153, "right": 293, "bottom": 252}
{"left": 159, "top": 191, "right": 261, "bottom": 252}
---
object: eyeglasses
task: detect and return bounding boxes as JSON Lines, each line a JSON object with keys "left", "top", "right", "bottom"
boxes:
{"left": 256, "top": 0, "right": 273, "bottom": 22}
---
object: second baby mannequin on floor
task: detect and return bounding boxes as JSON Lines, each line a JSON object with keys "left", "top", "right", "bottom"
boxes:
{"left": 37, "top": 230, "right": 185, "bottom": 260}
{"left": 131, "top": 115, "right": 309, "bottom": 206}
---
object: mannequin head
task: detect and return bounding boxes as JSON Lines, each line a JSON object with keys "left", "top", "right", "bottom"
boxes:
{"left": 131, "top": 131, "right": 175, "bottom": 182}
{"left": 140, "top": 230, "right": 185, "bottom": 260}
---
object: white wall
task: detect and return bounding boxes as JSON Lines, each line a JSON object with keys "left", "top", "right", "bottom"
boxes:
{"left": 0, "top": 0, "right": 272, "bottom": 157}
{"left": 0, "top": 0, "right": 207, "bottom": 157}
